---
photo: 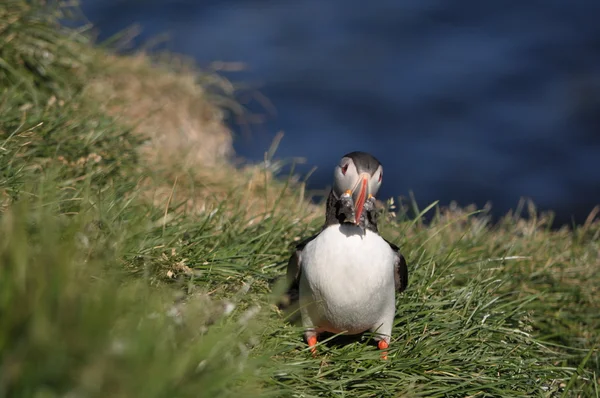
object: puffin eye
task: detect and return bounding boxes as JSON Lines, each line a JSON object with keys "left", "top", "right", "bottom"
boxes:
{"left": 378, "top": 171, "right": 383, "bottom": 182}
{"left": 341, "top": 164, "right": 349, "bottom": 175}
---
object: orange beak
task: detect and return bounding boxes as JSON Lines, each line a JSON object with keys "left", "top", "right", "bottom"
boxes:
{"left": 352, "top": 175, "right": 369, "bottom": 225}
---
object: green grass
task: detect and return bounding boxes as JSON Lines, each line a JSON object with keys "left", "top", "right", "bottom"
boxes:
{"left": 1, "top": 1, "right": 599, "bottom": 397}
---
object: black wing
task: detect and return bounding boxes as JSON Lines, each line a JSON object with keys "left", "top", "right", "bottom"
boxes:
{"left": 278, "top": 234, "right": 317, "bottom": 311}
{"left": 384, "top": 239, "right": 409, "bottom": 293}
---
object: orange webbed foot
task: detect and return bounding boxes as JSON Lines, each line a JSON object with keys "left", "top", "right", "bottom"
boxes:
{"left": 307, "top": 335, "right": 318, "bottom": 357}
{"left": 378, "top": 340, "right": 389, "bottom": 360}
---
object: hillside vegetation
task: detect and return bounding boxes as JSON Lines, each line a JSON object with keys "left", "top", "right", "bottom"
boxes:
{"left": 0, "top": 2, "right": 598, "bottom": 397}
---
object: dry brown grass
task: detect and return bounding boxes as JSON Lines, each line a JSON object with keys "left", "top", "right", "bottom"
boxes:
{"left": 84, "top": 53, "right": 232, "bottom": 168}
{"left": 83, "top": 52, "right": 320, "bottom": 221}
{"left": 147, "top": 163, "right": 322, "bottom": 226}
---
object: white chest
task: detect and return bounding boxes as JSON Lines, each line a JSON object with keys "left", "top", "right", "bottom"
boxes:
{"left": 299, "top": 224, "right": 396, "bottom": 333}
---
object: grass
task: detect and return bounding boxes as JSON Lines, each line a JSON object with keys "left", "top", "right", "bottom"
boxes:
{"left": 1, "top": 1, "right": 599, "bottom": 397}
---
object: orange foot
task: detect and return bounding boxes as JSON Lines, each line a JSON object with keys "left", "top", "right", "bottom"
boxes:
{"left": 378, "top": 340, "right": 389, "bottom": 360}
{"left": 307, "top": 335, "right": 318, "bottom": 357}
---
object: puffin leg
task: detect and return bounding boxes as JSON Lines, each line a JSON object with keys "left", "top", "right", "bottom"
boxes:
{"left": 376, "top": 337, "right": 390, "bottom": 360}
{"left": 304, "top": 329, "right": 318, "bottom": 356}
{"left": 371, "top": 314, "right": 393, "bottom": 360}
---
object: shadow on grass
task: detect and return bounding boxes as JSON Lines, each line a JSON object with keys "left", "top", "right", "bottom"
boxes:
{"left": 318, "top": 331, "right": 379, "bottom": 349}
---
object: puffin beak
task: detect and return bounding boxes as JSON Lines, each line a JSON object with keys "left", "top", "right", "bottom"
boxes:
{"left": 351, "top": 173, "right": 370, "bottom": 225}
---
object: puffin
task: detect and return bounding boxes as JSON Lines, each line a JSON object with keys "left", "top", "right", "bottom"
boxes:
{"left": 281, "top": 151, "right": 408, "bottom": 357}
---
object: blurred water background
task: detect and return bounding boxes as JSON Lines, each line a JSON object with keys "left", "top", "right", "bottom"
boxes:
{"left": 80, "top": 0, "right": 600, "bottom": 225}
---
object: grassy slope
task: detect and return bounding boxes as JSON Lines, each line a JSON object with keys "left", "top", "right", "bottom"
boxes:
{"left": 1, "top": 2, "right": 598, "bottom": 397}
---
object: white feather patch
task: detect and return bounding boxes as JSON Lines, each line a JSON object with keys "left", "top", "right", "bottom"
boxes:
{"left": 300, "top": 224, "right": 397, "bottom": 335}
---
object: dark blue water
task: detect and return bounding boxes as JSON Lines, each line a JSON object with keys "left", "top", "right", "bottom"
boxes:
{"left": 80, "top": 0, "right": 600, "bottom": 225}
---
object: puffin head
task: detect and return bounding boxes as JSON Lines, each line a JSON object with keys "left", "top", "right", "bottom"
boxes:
{"left": 332, "top": 151, "right": 383, "bottom": 225}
